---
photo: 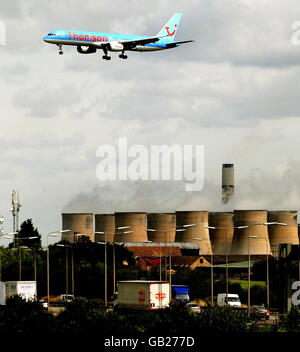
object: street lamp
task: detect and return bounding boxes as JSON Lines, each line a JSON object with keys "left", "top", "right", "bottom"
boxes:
{"left": 95, "top": 226, "right": 131, "bottom": 306}
{"left": 243, "top": 222, "right": 287, "bottom": 316}
{"left": 56, "top": 244, "right": 72, "bottom": 299}
{"left": 56, "top": 233, "right": 84, "bottom": 298}
{"left": 17, "top": 246, "right": 38, "bottom": 282}
{"left": 146, "top": 224, "right": 195, "bottom": 300}
{"left": 0, "top": 233, "right": 14, "bottom": 281}
{"left": 17, "top": 236, "right": 39, "bottom": 281}
{"left": 47, "top": 230, "right": 70, "bottom": 311}
{"left": 194, "top": 237, "right": 214, "bottom": 304}
{"left": 206, "top": 225, "right": 247, "bottom": 305}
{"left": 249, "top": 222, "right": 287, "bottom": 310}
{"left": 247, "top": 235, "right": 257, "bottom": 316}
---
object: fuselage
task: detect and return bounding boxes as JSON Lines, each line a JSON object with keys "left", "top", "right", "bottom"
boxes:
{"left": 43, "top": 30, "right": 173, "bottom": 52}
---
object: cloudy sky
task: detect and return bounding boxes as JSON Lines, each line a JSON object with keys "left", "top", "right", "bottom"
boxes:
{"left": 1, "top": 0, "right": 300, "bottom": 245}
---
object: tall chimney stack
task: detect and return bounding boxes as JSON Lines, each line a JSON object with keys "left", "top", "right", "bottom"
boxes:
{"left": 222, "top": 164, "right": 234, "bottom": 204}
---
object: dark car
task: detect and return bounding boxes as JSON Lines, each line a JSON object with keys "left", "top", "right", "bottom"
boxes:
{"left": 250, "top": 305, "right": 270, "bottom": 320}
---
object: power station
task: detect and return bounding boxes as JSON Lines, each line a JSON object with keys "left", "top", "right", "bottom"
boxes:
{"left": 230, "top": 210, "right": 271, "bottom": 255}
{"left": 208, "top": 212, "right": 234, "bottom": 255}
{"left": 61, "top": 209, "right": 299, "bottom": 256}
{"left": 62, "top": 213, "right": 94, "bottom": 243}
{"left": 114, "top": 212, "right": 147, "bottom": 242}
{"left": 147, "top": 213, "right": 176, "bottom": 243}
{"left": 59, "top": 164, "right": 297, "bottom": 256}
{"left": 95, "top": 214, "right": 115, "bottom": 242}
{"left": 175, "top": 211, "right": 212, "bottom": 254}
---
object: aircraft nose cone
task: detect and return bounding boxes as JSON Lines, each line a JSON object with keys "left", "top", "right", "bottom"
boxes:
{"left": 43, "top": 36, "right": 49, "bottom": 43}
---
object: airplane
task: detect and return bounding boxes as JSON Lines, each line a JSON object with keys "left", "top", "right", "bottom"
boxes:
{"left": 43, "top": 13, "right": 193, "bottom": 60}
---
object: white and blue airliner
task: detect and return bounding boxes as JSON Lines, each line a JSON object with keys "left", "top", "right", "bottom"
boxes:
{"left": 43, "top": 13, "right": 193, "bottom": 60}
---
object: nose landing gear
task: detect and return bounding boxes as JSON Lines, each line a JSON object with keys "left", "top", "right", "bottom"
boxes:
{"left": 119, "top": 53, "right": 128, "bottom": 59}
{"left": 58, "top": 44, "right": 63, "bottom": 55}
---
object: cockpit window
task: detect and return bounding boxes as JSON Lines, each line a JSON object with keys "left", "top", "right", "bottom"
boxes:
{"left": 47, "top": 33, "right": 55, "bottom": 36}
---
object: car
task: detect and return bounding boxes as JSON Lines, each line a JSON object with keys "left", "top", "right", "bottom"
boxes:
{"left": 60, "top": 294, "right": 75, "bottom": 302}
{"left": 39, "top": 300, "right": 48, "bottom": 309}
{"left": 186, "top": 303, "right": 201, "bottom": 314}
{"left": 249, "top": 305, "right": 270, "bottom": 320}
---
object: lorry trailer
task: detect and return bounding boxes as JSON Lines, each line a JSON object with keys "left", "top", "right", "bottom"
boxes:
{"left": 116, "top": 281, "right": 170, "bottom": 310}
{"left": 4, "top": 281, "right": 37, "bottom": 301}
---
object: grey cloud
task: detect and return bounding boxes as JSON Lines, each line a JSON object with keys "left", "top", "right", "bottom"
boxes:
{"left": 62, "top": 179, "right": 219, "bottom": 214}
{"left": 12, "top": 83, "right": 81, "bottom": 118}
{"left": 2, "top": 0, "right": 300, "bottom": 69}
{"left": 63, "top": 159, "right": 300, "bottom": 216}
{"left": 0, "top": 63, "right": 31, "bottom": 84}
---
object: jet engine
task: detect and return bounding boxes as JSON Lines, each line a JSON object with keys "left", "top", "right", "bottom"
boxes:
{"left": 108, "top": 42, "right": 124, "bottom": 52}
{"left": 77, "top": 46, "right": 97, "bottom": 54}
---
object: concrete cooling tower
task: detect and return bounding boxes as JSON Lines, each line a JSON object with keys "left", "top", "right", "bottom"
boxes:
{"left": 147, "top": 213, "right": 176, "bottom": 243}
{"left": 268, "top": 211, "right": 299, "bottom": 256}
{"left": 62, "top": 213, "right": 94, "bottom": 243}
{"left": 175, "top": 211, "right": 212, "bottom": 255}
{"left": 95, "top": 214, "right": 115, "bottom": 243}
{"left": 222, "top": 164, "right": 234, "bottom": 204}
{"left": 230, "top": 210, "right": 271, "bottom": 255}
{"left": 114, "top": 212, "right": 147, "bottom": 242}
{"left": 208, "top": 212, "right": 234, "bottom": 255}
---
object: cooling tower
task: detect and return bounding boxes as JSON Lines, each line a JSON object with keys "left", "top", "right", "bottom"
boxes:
{"left": 208, "top": 212, "right": 234, "bottom": 255}
{"left": 147, "top": 213, "right": 176, "bottom": 243}
{"left": 114, "top": 212, "right": 147, "bottom": 242}
{"left": 222, "top": 164, "right": 234, "bottom": 204}
{"left": 268, "top": 211, "right": 299, "bottom": 256}
{"left": 62, "top": 213, "right": 94, "bottom": 243}
{"left": 175, "top": 211, "right": 212, "bottom": 254}
{"left": 230, "top": 210, "right": 271, "bottom": 255}
{"left": 95, "top": 214, "right": 115, "bottom": 243}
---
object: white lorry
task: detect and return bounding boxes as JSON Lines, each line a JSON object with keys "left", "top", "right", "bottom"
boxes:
{"left": 217, "top": 293, "right": 242, "bottom": 307}
{"left": 4, "top": 281, "right": 37, "bottom": 301}
{"left": 116, "top": 280, "right": 170, "bottom": 310}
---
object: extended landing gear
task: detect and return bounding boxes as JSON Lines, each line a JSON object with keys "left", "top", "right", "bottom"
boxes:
{"left": 58, "top": 44, "right": 63, "bottom": 55}
{"left": 119, "top": 53, "right": 128, "bottom": 59}
{"left": 102, "top": 47, "right": 111, "bottom": 60}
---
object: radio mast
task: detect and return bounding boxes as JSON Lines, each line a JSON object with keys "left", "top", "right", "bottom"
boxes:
{"left": 11, "top": 190, "right": 21, "bottom": 248}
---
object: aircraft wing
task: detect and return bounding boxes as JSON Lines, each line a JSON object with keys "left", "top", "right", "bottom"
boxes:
{"left": 119, "top": 35, "right": 167, "bottom": 48}
{"left": 91, "top": 35, "right": 167, "bottom": 50}
{"left": 165, "top": 40, "right": 194, "bottom": 48}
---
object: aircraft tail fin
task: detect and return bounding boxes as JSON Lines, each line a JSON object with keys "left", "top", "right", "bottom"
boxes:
{"left": 157, "top": 13, "right": 182, "bottom": 42}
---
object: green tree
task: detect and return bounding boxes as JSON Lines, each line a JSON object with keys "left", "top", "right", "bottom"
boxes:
{"left": 14, "top": 219, "right": 42, "bottom": 249}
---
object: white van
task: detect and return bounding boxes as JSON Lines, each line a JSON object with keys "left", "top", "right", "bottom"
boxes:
{"left": 217, "top": 293, "right": 241, "bottom": 307}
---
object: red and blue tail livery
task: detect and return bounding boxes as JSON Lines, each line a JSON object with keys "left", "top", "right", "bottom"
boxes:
{"left": 43, "top": 13, "right": 193, "bottom": 60}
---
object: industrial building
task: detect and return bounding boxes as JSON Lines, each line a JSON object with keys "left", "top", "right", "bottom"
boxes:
{"left": 208, "top": 212, "right": 234, "bottom": 255}
{"left": 95, "top": 214, "right": 115, "bottom": 242}
{"left": 268, "top": 211, "right": 299, "bottom": 256}
{"left": 61, "top": 209, "right": 299, "bottom": 257}
{"left": 61, "top": 213, "right": 94, "bottom": 243}
{"left": 114, "top": 212, "right": 148, "bottom": 242}
{"left": 175, "top": 211, "right": 212, "bottom": 255}
{"left": 147, "top": 213, "right": 176, "bottom": 243}
{"left": 230, "top": 210, "right": 271, "bottom": 255}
